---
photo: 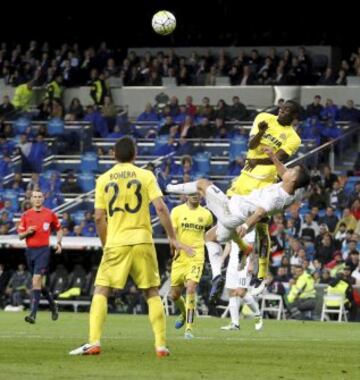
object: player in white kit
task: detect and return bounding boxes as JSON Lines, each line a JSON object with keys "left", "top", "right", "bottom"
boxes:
{"left": 166, "top": 148, "right": 310, "bottom": 293}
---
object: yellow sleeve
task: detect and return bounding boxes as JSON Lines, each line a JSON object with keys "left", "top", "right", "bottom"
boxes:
{"left": 281, "top": 129, "right": 301, "bottom": 157}
{"left": 147, "top": 172, "right": 163, "bottom": 202}
{"left": 206, "top": 210, "right": 214, "bottom": 227}
{"left": 94, "top": 176, "right": 106, "bottom": 210}
{"left": 287, "top": 277, "right": 306, "bottom": 303}
{"left": 249, "top": 113, "right": 268, "bottom": 136}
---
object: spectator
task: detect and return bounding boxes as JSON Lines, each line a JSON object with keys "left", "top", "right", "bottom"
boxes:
{"left": 306, "top": 95, "right": 323, "bottom": 119}
{"left": 239, "top": 65, "right": 256, "bottom": 86}
{"left": 320, "top": 268, "right": 332, "bottom": 284}
{"left": 228, "top": 96, "right": 248, "bottom": 121}
{"left": 327, "top": 180, "right": 347, "bottom": 209}
{"left": 320, "top": 98, "right": 339, "bottom": 121}
{"left": 345, "top": 250, "right": 359, "bottom": 272}
{"left": 315, "top": 233, "right": 336, "bottom": 265}
{"left": 185, "top": 96, "right": 197, "bottom": 117}
{"left": 0, "top": 95, "right": 15, "bottom": 119}
{"left": 335, "top": 222, "right": 348, "bottom": 243}
{"left": 174, "top": 105, "right": 188, "bottom": 125}
{"left": 214, "top": 99, "right": 229, "bottom": 120}
{"left": 318, "top": 67, "right": 335, "bottom": 85}
{"left": 335, "top": 69, "right": 347, "bottom": 85}
{"left": 322, "top": 165, "right": 338, "bottom": 190}
{"left": 325, "top": 251, "right": 345, "bottom": 277}
{"left": 168, "top": 96, "right": 180, "bottom": 117}
{"left": 12, "top": 81, "right": 34, "bottom": 112}
{"left": 335, "top": 208, "right": 358, "bottom": 232}
{"left": 319, "top": 207, "right": 339, "bottom": 233}
{"left": 61, "top": 172, "right": 81, "bottom": 194}
{"left": 197, "top": 97, "right": 214, "bottom": 120}
{"left": 45, "top": 74, "right": 63, "bottom": 101}
{"left": 314, "top": 223, "right": 330, "bottom": 252}
{"left": 351, "top": 260, "right": 360, "bottom": 285}
{"left": 339, "top": 100, "right": 360, "bottom": 122}
{"left": 158, "top": 116, "right": 178, "bottom": 136}
{"left": 308, "top": 183, "right": 327, "bottom": 209}
{"left": 5, "top": 264, "right": 31, "bottom": 307}
{"left": 191, "top": 117, "right": 216, "bottom": 139}
{"left": 68, "top": 98, "right": 84, "bottom": 120}
{"left": 300, "top": 213, "right": 319, "bottom": 242}
{"left": 137, "top": 103, "right": 159, "bottom": 123}
{"left": 287, "top": 57, "right": 305, "bottom": 85}
{"left": 102, "top": 96, "right": 117, "bottom": 131}
{"left": 350, "top": 199, "right": 360, "bottom": 220}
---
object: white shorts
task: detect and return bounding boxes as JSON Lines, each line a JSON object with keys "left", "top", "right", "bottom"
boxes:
{"left": 225, "top": 241, "right": 252, "bottom": 290}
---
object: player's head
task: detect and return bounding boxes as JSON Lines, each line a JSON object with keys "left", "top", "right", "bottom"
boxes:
{"left": 186, "top": 193, "right": 200, "bottom": 207}
{"left": 277, "top": 100, "right": 300, "bottom": 126}
{"left": 31, "top": 190, "right": 44, "bottom": 208}
{"left": 114, "top": 136, "right": 136, "bottom": 163}
{"left": 283, "top": 164, "right": 311, "bottom": 190}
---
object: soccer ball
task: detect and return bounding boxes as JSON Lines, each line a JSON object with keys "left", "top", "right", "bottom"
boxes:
{"left": 152, "top": 10, "right": 176, "bottom": 36}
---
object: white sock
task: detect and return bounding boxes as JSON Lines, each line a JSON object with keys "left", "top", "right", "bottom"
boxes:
{"left": 229, "top": 296, "right": 240, "bottom": 326}
{"left": 206, "top": 241, "right": 222, "bottom": 278}
{"left": 243, "top": 293, "right": 260, "bottom": 316}
{"left": 166, "top": 181, "right": 197, "bottom": 194}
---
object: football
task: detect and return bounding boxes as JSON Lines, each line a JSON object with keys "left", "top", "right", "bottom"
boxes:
{"left": 152, "top": 10, "right": 176, "bottom": 35}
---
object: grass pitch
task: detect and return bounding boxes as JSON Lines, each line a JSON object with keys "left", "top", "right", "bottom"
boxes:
{"left": 0, "top": 311, "right": 359, "bottom": 380}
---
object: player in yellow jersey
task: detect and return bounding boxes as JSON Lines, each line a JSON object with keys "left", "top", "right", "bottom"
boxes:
{"left": 170, "top": 193, "right": 213, "bottom": 339}
{"left": 69, "top": 136, "right": 193, "bottom": 358}
{"left": 227, "top": 100, "right": 301, "bottom": 282}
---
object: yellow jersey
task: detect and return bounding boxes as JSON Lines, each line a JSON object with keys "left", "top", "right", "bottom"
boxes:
{"left": 12, "top": 84, "right": 33, "bottom": 111}
{"left": 171, "top": 203, "right": 213, "bottom": 261}
{"left": 243, "top": 112, "right": 301, "bottom": 180}
{"left": 95, "top": 162, "right": 163, "bottom": 248}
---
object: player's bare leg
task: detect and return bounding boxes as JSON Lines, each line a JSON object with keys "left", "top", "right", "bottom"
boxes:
{"left": 184, "top": 280, "right": 197, "bottom": 339}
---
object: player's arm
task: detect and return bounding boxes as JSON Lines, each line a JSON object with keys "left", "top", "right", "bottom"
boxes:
{"left": 18, "top": 215, "right": 36, "bottom": 240}
{"left": 262, "top": 146, "right": 287, "bottom": 178}
{"left": 152, "top": 197, "right": 194, "bottom": 256}
{"left": 237, "top": 207, "right": 267, "bottom": 238}
{"left": 220, "top": 242, "right": 231, "bottom": 265}
{"left": 248, "top": 121, "right": 268, "bottom": 150}
{"left": 95, "top": 208, "right": 107, "bottom": 247}
{"left": 55, "top": 229, "right": 63, "bottom": 254}
{"left": 246, "top": 149, "right": 289, "bottom": 170}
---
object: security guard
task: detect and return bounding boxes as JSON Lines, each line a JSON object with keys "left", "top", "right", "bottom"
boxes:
{"left": 45, "top": 74, "right": 63, "bottom": 101}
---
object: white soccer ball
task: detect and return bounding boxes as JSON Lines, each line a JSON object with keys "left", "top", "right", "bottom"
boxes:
{"left": 152, "top": 10, "right": 176, "bottom": 36}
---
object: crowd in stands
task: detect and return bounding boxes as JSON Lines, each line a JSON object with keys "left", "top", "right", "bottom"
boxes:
{"left": 1, "top": 42, "right": 360, "bottom": 88}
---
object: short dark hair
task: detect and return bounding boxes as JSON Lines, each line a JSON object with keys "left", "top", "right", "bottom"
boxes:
{"left": 114, "top": 136, "right": 136, "bottom": 162}
{"left": 285, "top": 99, "right": 301, "bottom": 117}
{"left": 293, "top": 164, "right": 311, "bottom": 189}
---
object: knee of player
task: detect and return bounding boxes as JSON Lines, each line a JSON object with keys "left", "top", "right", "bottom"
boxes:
{"left": 170, "top": 288, "right": 180, "bottom": 301}
{"left": 235, "top": 288, "right": 247, "bottom": 298}
{"left": 186, "top": 281, "right": 197, "bottom": 294}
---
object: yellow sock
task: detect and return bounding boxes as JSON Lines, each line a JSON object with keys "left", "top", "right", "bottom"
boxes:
{"left": 185, "top": 293, "right": 196, "bottom": 331}
{"left": 147, "top": 296, "right": 166, "bottom": 348}
{"left": 230, "top": 232, "right": 250, "bottom": 254}
{"left": 175, "top": 296, "right": 186, "bottom": 317}
{"left": 256, "top": 223, "right": 271, "bottom": 279}
{"left": 89, "top": 294, "right": 107, "bottom": 344}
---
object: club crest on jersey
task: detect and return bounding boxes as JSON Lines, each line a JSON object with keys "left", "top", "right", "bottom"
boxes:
{"left": 43, "top": 222, "right": 50, "bottom": 231}
{"left": 198, "top": 217, "right": 204, "bottom": 223}
{"left": 279, "top": 133, "right": 287, "bottom": 140}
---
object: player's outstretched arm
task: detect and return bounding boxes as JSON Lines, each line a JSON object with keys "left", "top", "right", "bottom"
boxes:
{"left": 237, "top": 207, "right": 267, "bottom": 238}
{"left": 152, "top": 197, "right": 194, "bottom": 256}
{"left": 248, "top": 121, "right": 268, "bottom": 150}
{"left": 262, "top": 146, "right": 287, "bottom": 178}
{"left": 95, "top": 208, "right": 107, "bottom": 247}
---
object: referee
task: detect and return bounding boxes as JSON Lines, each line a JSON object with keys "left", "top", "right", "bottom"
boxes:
{"left": 18, "top": 190, "right": 62, "bottom": 324}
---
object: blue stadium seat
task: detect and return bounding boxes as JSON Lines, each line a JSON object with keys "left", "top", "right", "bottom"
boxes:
{"left": 193, "top": 152, "right": 211, "bottom": 176}
{"left": 80, "top": 152, "right": 99, "bottom": 173}
{"left": 2, "top": 189, "right": 20, "bottom": 212}
{"left": 72, "top": 210, "right": 85, "bottom": 225}
{"left": 77, "top": 172, "right": 96, "bottom": 192}
{"left": 47, "top": 118, "right": 65, "bottom": 136}
{"left": 40, "top": 170, "right": 62, "bottom": 192}
{"left": 344, "top": 176, "right": 360, "bottom": 194}
{"left": 229, "top": 138, "right": 247, "bottom": 161}
{"left": 14, "top": 117, "right": 31, "bottom": 135}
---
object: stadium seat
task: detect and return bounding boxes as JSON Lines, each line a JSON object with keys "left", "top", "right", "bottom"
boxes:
{"left": 229, "top": 138, "right": 247, "bottom": 161}
{"left": 80, "top": 152, "right": 99, "bottom": 173}
{"left": 13, "top": 117, "right": 31, "bottom": 135}
{"left": 77, "top": 172, "right": 96, "bottom": 192}
{"left": 47, "top": 118, "right": 65, "bottom": 136}
{"left": 193, "top": 152, "right": 211, "bottom": 176}
{"left": 259, "top": 294, "right": 286, "bottom": 320}
{"left": 72, "top": 210, "right": 85, "bottom": 225}
{"left": 344, "top": 176, "right": 360, "bottom": 194}
{"left": 320, "top": 294, "right": 348, "bottom": 322}
{"left": 2, "top": 189, "right": 20, "bottom": 212}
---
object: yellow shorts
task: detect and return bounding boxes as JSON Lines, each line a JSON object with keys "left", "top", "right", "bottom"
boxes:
{"left": 171, "top": 256, "right": 204, "bottom": 287}
{"left": 95, "top": 244, "right": 160, "bottom": 289}
{"left": 226, "top": 172, "right": 275, "bottom": 196}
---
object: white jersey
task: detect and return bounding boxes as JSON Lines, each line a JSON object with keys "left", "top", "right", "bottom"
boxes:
{"left": 229, "top": 182, "right": 303, "bottom": 221}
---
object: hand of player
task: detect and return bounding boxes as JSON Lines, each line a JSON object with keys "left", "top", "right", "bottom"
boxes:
{"left": 170, "top": 238, "right": 195, "bottom": 257}
{"left": 262, "top": 146, "right": 275, "bottom": 157}
{"left": 26, "top": 226, "right": 37, "bottom": 236}
{"left": 258, "top": 121, "right": 268, "bottom": 134}
{"left": 55, "top": 243, "right": 62, "bottom": 254}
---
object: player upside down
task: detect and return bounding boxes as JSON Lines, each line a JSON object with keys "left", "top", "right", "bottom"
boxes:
{"left": 166, "top": 147, "right": 310, "bottom": 296}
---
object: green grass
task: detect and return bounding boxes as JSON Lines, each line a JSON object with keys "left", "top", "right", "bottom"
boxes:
{"left": 0, "top": 311, "right": 359, "bottom": 380}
